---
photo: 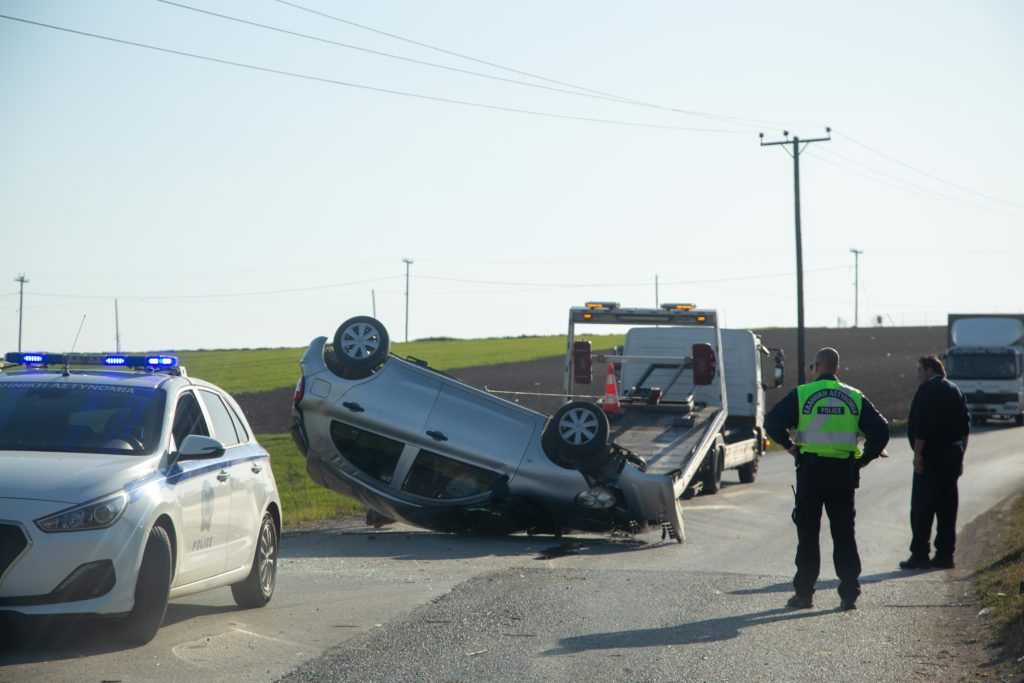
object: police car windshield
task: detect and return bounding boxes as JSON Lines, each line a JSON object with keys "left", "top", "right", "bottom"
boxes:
{"left": 0, "top": 381, "right": 166, "bottom": 455}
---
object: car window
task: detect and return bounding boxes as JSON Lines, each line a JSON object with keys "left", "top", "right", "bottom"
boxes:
{"left": 172, "top": 391, "right": 209, "bottom": 450}
{"left": 199, "top": 390, "right": 240, "bottom": 447}
{"left": 0, "top": 381, "right": 166, "bottom": 455}
{"left": 226, "top": 401, "right": 249, "bottom": 443}
{"left": 329, "top": 421, "right": 403, "bottom": 484}
{"left": 402, "top": 450, "right": 496, "bottom": 499}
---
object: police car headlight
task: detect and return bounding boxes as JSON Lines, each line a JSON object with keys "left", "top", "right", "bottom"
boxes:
{"left": 574, "top": 487, "right": 618, "bottom": 509}
{"left": 35, "top": 491, "right": 129, "bottom": 533}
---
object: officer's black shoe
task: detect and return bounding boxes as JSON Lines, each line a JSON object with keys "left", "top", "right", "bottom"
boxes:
{"left": 930, "top": 556, "right": 955, "bottom": 569}
{"left": 786, "top": 594, "right": 813, "bottom": 609}
{"left": 839, "top": 598, "right": 857, "bottom": 611}
{"left": 899, "top": 556, "right": 931, "bottom": 570}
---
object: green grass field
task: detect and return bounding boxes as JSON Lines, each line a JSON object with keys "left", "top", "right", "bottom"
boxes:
{"left": 180, "top": 334, "right": 624, "bottom": 395}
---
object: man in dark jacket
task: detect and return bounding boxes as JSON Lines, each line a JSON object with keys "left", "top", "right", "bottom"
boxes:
{"left": 900, "top": 354, "right": 970, "bottom": 570}
{"left": 765, "top": 347, "right": 890, "bottom": 611}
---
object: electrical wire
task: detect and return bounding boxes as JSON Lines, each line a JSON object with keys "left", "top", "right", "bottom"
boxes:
{"left": 835, "top": 130, "right": 1024, "bottom": 211}
{"left": 274, "top": 0, "right": 816, "bottom": 130}
{"left": 0, "top": 13, "right": 746, "bottom": 134}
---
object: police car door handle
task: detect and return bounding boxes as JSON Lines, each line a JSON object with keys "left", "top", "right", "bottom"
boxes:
{"left": 426, "top": 430, "right": 448, "bottom": 442}
{"left": 217, "top": 470, "right": 230, "bottom": 482}
{"left": 342, "top": 401, "right": 364, "bottom": 413}
{"left": 251, "top": 463, "right": 263, "bottom": 474}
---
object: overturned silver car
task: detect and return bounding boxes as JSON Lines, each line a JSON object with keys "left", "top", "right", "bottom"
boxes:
{"left": 290, "top": 310, "right": 742, "bottom": 541}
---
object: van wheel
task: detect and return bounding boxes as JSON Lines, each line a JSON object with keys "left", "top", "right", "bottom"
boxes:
{"left": 117, "top": 525, "right": 172, "bottom": 645}
{"left": 231, "top": 514, "right": 278, "bottom": 608}
{"left": 701, "top": 447, "right": 723, "bottom": 494}
{"left": 333, "top": 316, "right": 390, "bottom": 379}
{"left": 738, "top": 457, "right": 759, "bottom": 484}
{"left": 542, "top": 402, "right": 610, "bottom": 472}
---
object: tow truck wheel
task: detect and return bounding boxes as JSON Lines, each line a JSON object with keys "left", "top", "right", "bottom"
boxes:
{"left": 738, "top": 456, "right": 759, "bottom": 484}
{"left": 542, "top": 401, "right": 610, "bottom": 471}
{"left": 701, "top": 447, "right": 723, "bottom": 494}
{"left": 1016, "top": 414, "right": 1023, "bottom": 427}
{"left": 333, "top": 316, "right": 390, "bottom": 379}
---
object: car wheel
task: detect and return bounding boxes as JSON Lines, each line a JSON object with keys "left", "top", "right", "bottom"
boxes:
{"left": 116, "top": 525, "right": 172, "bottom": 645}
{"left": 332, "top": 316, "right": 390, "bottom": 379}
{"left": 541, "top": 401, "right": 610, "bottom": 471}
{"left": 231, "top": 514, "right": 278, "bottom": 608}
{"left": 701, "top": 447, "right": 724, "bottom": 494}
{"left": 738, "top": 456, "right": 759, "bottom": 484}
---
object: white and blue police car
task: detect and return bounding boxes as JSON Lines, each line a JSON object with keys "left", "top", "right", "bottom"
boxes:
{"left": 0, "top": 352, "right": 281, "bottom": 644}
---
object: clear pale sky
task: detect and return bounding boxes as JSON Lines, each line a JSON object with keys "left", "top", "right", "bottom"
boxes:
{"left": 2, "top": 0, "right": 1022, "bottom": 352}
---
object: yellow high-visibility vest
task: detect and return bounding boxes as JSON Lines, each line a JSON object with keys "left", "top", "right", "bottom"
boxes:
{"left": 795, "top": 379, "right": 862, "bottom": 459}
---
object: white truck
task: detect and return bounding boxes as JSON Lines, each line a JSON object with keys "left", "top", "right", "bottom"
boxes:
{"left": 561, "top": 302, "right": 785, "bottom": 501}
{"left": 946, "top": 313, "right": 1024, "bottom": 426}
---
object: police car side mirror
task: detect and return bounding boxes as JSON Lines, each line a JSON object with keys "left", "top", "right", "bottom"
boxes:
{"left": 176, "top": 434, "right": 226, "bottom": 461}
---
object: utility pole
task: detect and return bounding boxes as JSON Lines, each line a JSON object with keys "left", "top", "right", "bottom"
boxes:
{"left": 760, "top": 128, "right": 831, "bottom": 384}
{"left": 114, "top": 299, "right": 122, "bottom": 352}
{"left": 655, "top": 274, "right": 659, "bottom": 307}
{"left": 371, "top": 289, "right": 377, "bottom": 318}
{"left": 402, "top": 258, "right": 413, "bottom": 343}
{"left": 850, "top": 248, "right": 863, "bottom": 328}
{"left": 14, "top": 273, "right": 28, "bottom": 352}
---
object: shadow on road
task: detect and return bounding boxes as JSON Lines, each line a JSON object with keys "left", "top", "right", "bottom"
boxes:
{"left": 545, "top": 607, "right": 826, "bottom": 654}
{"left": 0, "top": 601, "right": 246, "bottom": 664}
{"left": 728, "top": 569, "right": 916, "bottom": 595}
{"left": 283, "top": 526, "right": 659, "bottom": 562}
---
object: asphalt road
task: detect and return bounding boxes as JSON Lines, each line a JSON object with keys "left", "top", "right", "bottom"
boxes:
{"left": 3, "top": 425, "right": 1022, "bottom": 682}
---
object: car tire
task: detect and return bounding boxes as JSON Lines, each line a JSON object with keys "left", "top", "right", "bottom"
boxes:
{"left": 332, "top": 316, "right": 390, "bottom": 379}
{"left": 117, "top": 525, "right": 172, "bottom": 645}
{"left": 701, "top": 447, "right": 723, "bottom": 494}
{"left": 541, "top": 401, "right": 610, "bottom": 471}
{"left": 231, "top": 513, "right": 278, "bottom": 608}
{"left": 738, "top": 456, "right": 759, "bottom": 484}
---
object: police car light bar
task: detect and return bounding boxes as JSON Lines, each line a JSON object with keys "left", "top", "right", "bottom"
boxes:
{"left": 4, "top": 352, "right": 178, "bottom": 369}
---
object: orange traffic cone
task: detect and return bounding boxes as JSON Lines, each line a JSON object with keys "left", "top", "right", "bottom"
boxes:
{"left": 602, "top": 362, "right": 621, "bottom": 416}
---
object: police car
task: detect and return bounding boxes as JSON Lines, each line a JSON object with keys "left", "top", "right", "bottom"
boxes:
{"left": 0, "top": 352, "right": 281, "bottom": 644}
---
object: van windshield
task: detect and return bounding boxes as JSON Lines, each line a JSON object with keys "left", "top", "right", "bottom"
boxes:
{"left": 946, "top": 353, "right": 1019, "bottom": 381}
{"left": 0, "top": 381, "right": 166, "bottom": 455}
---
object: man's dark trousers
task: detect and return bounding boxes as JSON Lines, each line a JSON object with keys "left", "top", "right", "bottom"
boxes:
{"left": 910, "top": 442, "right": 964, "bottom": 560}
{"left": 793, "top": 454, "right": 861, "bottom": 602}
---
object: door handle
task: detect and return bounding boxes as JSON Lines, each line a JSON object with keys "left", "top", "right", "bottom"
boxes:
{"left": 217, "top": 470, "right": 230, "bottom": 482}
{"left": 426, "top": 430, "right": 448, "bottom": 442}
{"left": 342, "top": 401, "right": 364, "bottom": 413}
{"left": 251, "top": 463, "right": 263, "bottom": 474}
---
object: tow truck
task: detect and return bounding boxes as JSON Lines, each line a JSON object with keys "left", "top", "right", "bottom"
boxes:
{"left": 563, "top": 302, "right": 784, "bottom": 503}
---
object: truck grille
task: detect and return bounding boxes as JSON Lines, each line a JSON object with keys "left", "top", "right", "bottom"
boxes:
{"left": 967, "top": 392, "right": 1017, "bottom": 404}
{"left": 0, "top": 524, "right": 29, "bottom": 583}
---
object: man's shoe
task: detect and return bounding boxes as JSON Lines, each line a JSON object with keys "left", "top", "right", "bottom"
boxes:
{"left": 899, "top": 556, "right": 931, "bottom": 570}
{"left": 786, "top": 594, "right": 813, "bottom": 609}
{"left": 839, "top": 598, "right": 857, "bottom": 611}
{"left": 930, "top": 556, "right": 955, "bottom": 569}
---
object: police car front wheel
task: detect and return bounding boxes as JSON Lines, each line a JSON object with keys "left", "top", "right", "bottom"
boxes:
{"left": 116, "top": 525, "right": 172, "bottom": 645}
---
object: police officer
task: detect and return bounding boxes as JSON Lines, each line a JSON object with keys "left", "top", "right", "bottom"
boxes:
{"left": 900, "top": 354, "right": 970, "bottom": 570}
{"left": 765, "top": 347, "right": 890, "bottom": 610}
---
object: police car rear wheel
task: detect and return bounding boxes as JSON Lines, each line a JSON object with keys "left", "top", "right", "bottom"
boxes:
{"left": 117, "top": 525, "right": 171, "bottom": 645}
{"left": 332, "top": 316, "right": 390, "bottom": 379}
{"left": 541, "top": 401, "right": 610, "bottom": 471}
{"left": 231, "top": 514, "right": 277, "bottom": 608}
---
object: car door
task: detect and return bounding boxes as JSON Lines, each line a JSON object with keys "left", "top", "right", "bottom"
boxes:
{"left": 198, "top": 388, "right": 267, "bottom": 574}
{"left": 171, "top": 390, "right": 231, "bottom": 586}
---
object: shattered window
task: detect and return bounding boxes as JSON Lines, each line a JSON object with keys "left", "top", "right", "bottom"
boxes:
{"left": 330, "top": 421, "right": 403, "bottom": 484}
{"left": 402, "top": 450, "right": 496, "bottom": 499}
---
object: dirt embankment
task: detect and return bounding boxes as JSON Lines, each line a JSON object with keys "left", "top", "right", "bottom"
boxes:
{"left": 239, "top": 326, "right": 946, "bottom": 434}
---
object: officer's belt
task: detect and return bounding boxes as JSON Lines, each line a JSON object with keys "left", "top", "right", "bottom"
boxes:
{"left": 798, "top": 450, "right": 855, "bottom": 460}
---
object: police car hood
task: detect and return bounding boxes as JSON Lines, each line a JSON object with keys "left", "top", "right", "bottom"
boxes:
{"left": 0, "top": 451, "right": 158, "bottom": 504}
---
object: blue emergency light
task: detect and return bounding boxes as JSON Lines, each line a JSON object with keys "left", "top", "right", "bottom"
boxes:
{"left": 4, "top": 352, "right": 178, "bottom": 369}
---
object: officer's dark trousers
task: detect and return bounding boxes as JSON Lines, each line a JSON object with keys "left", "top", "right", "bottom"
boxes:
{"left": 909, "top": 442, "right": 964, "bottom": 560}
{"left": 793, "top": 455, "right": 861, "bottom": 602}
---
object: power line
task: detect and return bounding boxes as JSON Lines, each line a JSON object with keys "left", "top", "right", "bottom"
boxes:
{"left": 835, "top": 130, "right": 1024, "bottom": 210}
{"left": 275, "top": 0, "right": 813, "bottom": 130}
{"left": 0, "top": 13, "right": 745, "bottom": 134}
{"left": 811, "top": 147, "right": 1021, "bottom": 215}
